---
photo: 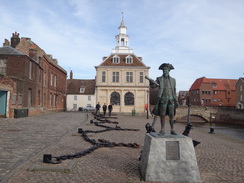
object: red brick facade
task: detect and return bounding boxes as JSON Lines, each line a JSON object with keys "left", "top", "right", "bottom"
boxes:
{"left": 189, "top": 77, "right": 237, "bottom": 107}
{"left": 41, "top": 54, "right": 67, "bottom": 112}
{"left": 0, "top": 32, "right": 67, "bottom": 118}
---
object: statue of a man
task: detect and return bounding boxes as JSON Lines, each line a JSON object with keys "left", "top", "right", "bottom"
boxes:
{"left": 149, "top": 63, "right": 179, "bottom": 136}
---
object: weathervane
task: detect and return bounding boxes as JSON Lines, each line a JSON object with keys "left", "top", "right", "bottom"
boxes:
{"left": 121, "top": 11, "right": 124, "bottom": 20}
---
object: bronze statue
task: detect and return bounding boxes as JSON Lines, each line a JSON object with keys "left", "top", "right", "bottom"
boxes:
{"left": 146, "top": 63, "right": 179, "bottom": 136}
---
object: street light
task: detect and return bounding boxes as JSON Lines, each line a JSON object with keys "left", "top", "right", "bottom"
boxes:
{"left": 146, "top": 90, "right": 149, "bottom": 119}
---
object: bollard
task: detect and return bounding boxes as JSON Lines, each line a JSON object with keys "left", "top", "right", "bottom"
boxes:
{"left": 43, "top": 154, "right": 52, "bottom": 163}
{"left": 132, "top": 109, "right": 136, "bottom": 116}
{"left": 78, "top": 128, "right": 83, "bottom": 133}
{"left": 209, "top": 127, "right": 215, "bottom": 134}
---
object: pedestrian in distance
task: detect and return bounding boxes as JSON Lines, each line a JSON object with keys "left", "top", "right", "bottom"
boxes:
{"left": 95, "top": 102, "right": 101, "bottom": 115}
{"left": 102, "top": 103, "right": 107, "bottom": 116}
{"left": 108, "top": 104, "right": 113, "bottom": 116}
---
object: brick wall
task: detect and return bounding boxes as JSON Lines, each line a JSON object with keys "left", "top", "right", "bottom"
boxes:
{"left": 42, "top": 56, "right": 67, "bottom": 112}
{"left": 6, "top": 55, "right": 43, "bottom": 108}
{"left": 1, "top": 54, "right": 66, "bottom": 118}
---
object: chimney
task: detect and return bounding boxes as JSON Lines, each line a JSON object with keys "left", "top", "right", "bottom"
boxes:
{"left": 70, "top": 70, "right": 73, "bottom": 80}
{"left": 52, "top": 59, "right": 58, "bottom": 64}
{"left": 3, "top": 39, "right": 10, "bottom": 46}
{"left": 47, "top": 54, "right": 53, "bottom": 60}
{"left": 11, "top": 32, "right": 20, "bottom": 48}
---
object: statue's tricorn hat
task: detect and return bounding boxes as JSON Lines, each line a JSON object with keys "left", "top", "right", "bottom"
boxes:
{"left": 158, "top": 63, "right": 174, "bottom": 70}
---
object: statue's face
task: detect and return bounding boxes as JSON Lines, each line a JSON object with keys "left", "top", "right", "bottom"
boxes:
{"left": 163, "top": 67, "right": 170, "bottom": 77}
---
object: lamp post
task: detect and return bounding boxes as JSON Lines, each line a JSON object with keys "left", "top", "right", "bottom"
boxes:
{"left": 146, "top": 90, "right": 149, "bottom": 119}
{"left": 187, "top": 96, "right": 191, "bottom": 125}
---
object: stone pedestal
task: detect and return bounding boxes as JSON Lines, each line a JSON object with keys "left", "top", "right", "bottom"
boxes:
{"left": 139, "top": 132, "right": 201, "bottom": 183}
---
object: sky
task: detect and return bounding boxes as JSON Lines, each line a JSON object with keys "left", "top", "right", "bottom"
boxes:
{"left": 1, "top": 0, "right": 244, "bottom": 92}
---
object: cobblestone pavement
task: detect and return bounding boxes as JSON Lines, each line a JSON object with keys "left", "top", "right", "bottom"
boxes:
{"left": 0, "top": 112, "right": 88, "bottom": 182}
{"left": 0, "top": 112, "right": 244, "bottom": 183}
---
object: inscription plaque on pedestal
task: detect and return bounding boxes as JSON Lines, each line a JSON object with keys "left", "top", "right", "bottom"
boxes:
{"left": 166, "top": 141, "right": 180, "bottom": 160}
{"left": 140, "top": 134, "right": 202, "bottom": 182}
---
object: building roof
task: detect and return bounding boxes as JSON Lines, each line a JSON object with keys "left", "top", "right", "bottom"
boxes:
{"left": 15, "top": 37, "right": 44, "bottom": 56}
{"left": 189, "top": 77, "right": 209, "bottom": 90}
{"left": 96, "top": 19, "right": 149, "bottom": 69}
{"left": 67, "top": 79, "right": 95, "bottom": 95}
{"left": 207, "top": 78, "right": 237, "bottom": 90}
{"left": 16, "top": 37, "right": 67, "bottom": 74}
{"left": 0, "top": 46, "right": 24, "bottom": 55}
{"left": 98, "top": 54, "right": 146, "bottom": 67}
{"left": 190, "top": 76, "right": 238, "bottom": 91}
{"left": 236, "top": 77, "right": 244, "bottom": 86}
{"left": 237, "top": 77, "right": 244, "bottom": 82}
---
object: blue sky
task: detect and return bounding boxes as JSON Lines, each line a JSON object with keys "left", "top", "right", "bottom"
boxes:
{"left": 1, "top": 0, "right": 244, "bottom": 91}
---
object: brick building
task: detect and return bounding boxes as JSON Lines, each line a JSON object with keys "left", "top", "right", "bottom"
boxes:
{"left": 189, "top": 77, "right": 237, "bottom": 107}
{"left": 235, "top": 77, "right": 244, "bottom": 109}
{"left": 0, "top": 32, "right": 67, "bottom": 118}
{"left": 178, "top": 91, "right": 189, "bottom": 106}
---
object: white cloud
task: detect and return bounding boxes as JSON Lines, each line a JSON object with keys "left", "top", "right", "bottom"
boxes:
{"left": 1, "top": 0, "right": 244, "bottom": 91}
{"left": 68, "top": 0, "right": 95, "bottom": 24}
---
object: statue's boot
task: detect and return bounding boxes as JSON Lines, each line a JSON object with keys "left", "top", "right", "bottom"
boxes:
{"left": 159, "top": 130, "right": 165, "bottom": 136}
{"left": 170, "top": 129, "right": 177, "bottom": 135}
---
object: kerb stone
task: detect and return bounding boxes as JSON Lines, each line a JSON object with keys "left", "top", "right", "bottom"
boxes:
{"left": 139, "top": 133, "right": 202, "bottom": 183}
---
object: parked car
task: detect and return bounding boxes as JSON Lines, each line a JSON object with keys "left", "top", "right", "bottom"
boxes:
{"left": 82, "top": 106, "right": 95, "bottom": 112}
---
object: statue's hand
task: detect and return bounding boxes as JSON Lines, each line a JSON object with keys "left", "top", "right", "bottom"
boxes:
{"left": 149, "top": 83, "right": 157, "bottom": 88}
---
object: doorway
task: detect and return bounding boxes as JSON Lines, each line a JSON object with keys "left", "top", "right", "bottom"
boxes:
{"left": 0, "top": 91, "right": 7, "bottom": 117}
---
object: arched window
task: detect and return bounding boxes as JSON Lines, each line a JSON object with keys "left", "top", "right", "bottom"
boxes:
{"left": 124, "top": 92, "right": 134, "bottom": 105}
{"left": 110, "top": 92, "right": 120, "bottom": 105}
{"left": 121, "top": 38, "right": 125, "bottom": 46}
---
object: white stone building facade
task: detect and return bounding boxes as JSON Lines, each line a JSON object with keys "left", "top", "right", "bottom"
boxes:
{"left": 95, "top": 19, "right": 150, "bottom": 114}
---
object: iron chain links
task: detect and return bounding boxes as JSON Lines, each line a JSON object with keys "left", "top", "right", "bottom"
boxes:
{"left": 44, "top": 114, "right": 140, "bottom": 164}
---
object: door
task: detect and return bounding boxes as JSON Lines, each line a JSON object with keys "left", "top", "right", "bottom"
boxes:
{"left": 0, "top": 91, "right": 7, "bottom": 116}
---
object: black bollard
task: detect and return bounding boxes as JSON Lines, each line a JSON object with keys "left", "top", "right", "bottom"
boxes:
{"left": 78, "top": 128, "right": 83, "bottom": 133}
{"left": 43, "top": 154, "right": 52, "bottom": 163}
{"left": 209, "top": 127, "right": 215, "bottom": 134}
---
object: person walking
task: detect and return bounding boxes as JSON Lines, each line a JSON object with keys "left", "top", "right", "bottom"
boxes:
{"left": 108, "top": 104, "right": 113, "bottom": 116}
{"left": 102, "top": 103, "right": 107, "bottom": 116}
{"left": 95, "top": 102, "right": 101, "bottom": 115}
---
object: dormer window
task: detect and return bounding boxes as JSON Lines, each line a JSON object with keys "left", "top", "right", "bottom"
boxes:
{"left": 113, "top": 55, "right": 120, "bottom": 64}
{"left": 80, "top": 87, "right": 85, "bottom": 93}
{"left": 126, "top": 55, "right": 133, "bottom": 64}
{"left": 212, "top": 82, "right": 217, "bottom": 88}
